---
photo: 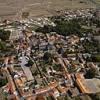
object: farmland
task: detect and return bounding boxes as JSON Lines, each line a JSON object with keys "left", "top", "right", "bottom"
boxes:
{"left": 0, "top": 0, "right": 98, "bottom": 19}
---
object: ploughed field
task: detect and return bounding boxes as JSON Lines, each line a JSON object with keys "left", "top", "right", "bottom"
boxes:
{"left": 0, "top": 0, "right": 98, "bottom": 19}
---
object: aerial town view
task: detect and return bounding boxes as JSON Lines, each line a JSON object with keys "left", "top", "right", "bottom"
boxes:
{"left": 0, "top": 0, "right": 100, "bottom": 100}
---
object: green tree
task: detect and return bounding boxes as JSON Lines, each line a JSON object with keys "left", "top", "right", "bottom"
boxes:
{"left": 92, "top": 55, "right": 100, "bottom": 62}
{"left": 85, "top": 68, "right": 98, "bottom": 78}
{"left": 35, "top": 25, "right": 54, "bottom": 34}
{"left": 90, "top": 93, "right": 100, "bottom": 100}
{"left": 55, "top": 20, "right": 82, "bottom": 36}
{"left": 0, "top": 29, "right": 11, "bottom": 41}
{"left": 53, "top": 64, "right": 62, "bottom": 71}
{"left": 0, "top": 78, "right": 8, "bottom": 87}
{"left": 43, "top": 52, "right": 53, "bottom": 63}
{"left": 35, "top": 19, "right": 83, "bottom": 36}
{"left": 26, "top": 60, "right": 34, "bottom": 67}
{"left": 95, "top": 94, "right": 100, "bottom": 100}
{"left": 0, "top": 41, "right": 6, "bottom": 50}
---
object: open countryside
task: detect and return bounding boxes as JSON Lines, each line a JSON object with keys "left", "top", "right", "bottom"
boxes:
{"left": 0, "top": 0, "right": 99, "bottom": 19}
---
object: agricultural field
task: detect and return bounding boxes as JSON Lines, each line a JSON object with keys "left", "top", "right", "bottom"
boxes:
{"left": 95, "top": 0, "right": 100, "bottom": 4}
{"left": 0, "top": 0, "right": 98, "bottom": 19}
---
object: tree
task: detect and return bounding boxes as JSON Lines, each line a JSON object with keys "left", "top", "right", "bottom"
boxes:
{"left": 35, "top": 25, "right": 54, "bottom": 34}
{"left": 0, "top": 29, "right": 11, "bottom": 41}
{"left": 85, "top": 68, "right": 98, "bottom": 78}
{"left": 43, "top": 52, "right": 53, "bottom": 63}
{"left": 25, "top": 60, "right": 34, "bottom": 67}
{"left": 53, "top": 64, "right": 62, "bottom": 71}
{"left": 95, "top": 93, "right": 100, "bottom": 100}
{"left": 92, "top": 55, "right": 100, "bottom": 62}
{"left": 0, "top": 41, "right": 6, "bottom": 50}
{"left": 0, "top": 78, "right": 8, "bottom": 87}
{"left": 54, "top": 20, "right": 82, "bottom": 36}
{"left": 90, "top": 93, "right": 100, "bottom": 100}
{"left": 35, "top": 19, "right": 83, "bottom": 36}
{"left": 73, "top": 96, "right": 80, "bottom": 100}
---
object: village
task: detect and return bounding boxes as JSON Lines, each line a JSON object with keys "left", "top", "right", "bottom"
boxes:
{"left": 0, "top": 8, "right": 100, "bottom": 100}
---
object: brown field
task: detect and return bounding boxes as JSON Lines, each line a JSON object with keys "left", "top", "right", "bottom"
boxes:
{"left": 95, "top": 0, "right": 100, "bottom": 4}
{"left": 0, "top": 0, "right": 98, "bottom": 19}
